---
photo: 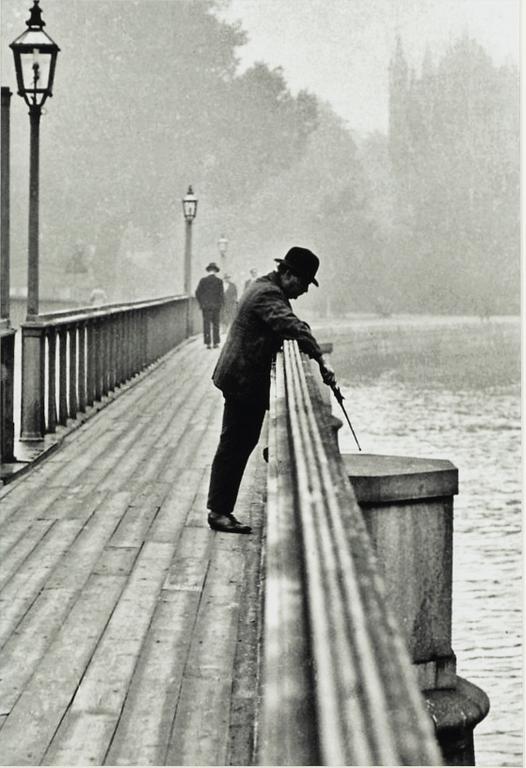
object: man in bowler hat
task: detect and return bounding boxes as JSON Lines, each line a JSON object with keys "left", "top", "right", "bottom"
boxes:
{"left": 207, "top": 246, "right": 336, "bottom": 534}
{"left": 195, "top": 262, "right": 224, "bottom": 349}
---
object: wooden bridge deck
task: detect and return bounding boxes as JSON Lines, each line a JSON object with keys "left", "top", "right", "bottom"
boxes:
{"left": 0, "top": 338, "right": 266, "bottom": 766}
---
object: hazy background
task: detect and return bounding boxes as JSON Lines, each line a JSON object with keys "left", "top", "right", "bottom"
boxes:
{"left": 0, "top": 0, "right": 519, "bottom": 316}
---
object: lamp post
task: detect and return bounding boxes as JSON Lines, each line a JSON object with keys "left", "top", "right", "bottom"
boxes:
{"left": 217, "top": 234, "right": 228, "bottom": 273}
{"left": 0, "top": 87, "right": 16, "bottom": 461}
{"left": 10, "top": 0, "right": 59, "bottom": 318}
{"left": 182, "top": 185, "right": 197, "bottom": 296}
{"left": 10, "top": 0, "right": 59, "bottom": 441}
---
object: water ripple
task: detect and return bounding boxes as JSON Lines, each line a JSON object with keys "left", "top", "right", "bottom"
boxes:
{"left": 328, "top": 316, "right": 521, "bottom": 767}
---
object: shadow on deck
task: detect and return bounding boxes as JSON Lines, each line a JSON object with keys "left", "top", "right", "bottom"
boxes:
{"left": 0, "top": 338, "right": 264, "bottom": 765}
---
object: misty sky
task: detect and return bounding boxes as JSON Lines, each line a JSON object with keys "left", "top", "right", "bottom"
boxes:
{"left": 219, "top": 0, "right": 519, "bottom": 134}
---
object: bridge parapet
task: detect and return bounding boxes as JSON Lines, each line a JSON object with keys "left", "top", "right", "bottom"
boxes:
{"left": 260, "top": 339, "right": 443, "bottom": 765}
{"left": 19, "top": 295, "right": 199, "bottom": 441}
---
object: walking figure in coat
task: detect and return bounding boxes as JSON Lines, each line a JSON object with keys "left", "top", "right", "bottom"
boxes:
{"left": 207, "top": 246, "right": 336, "bottom": 534}
{"left": 222, "top": 274, "right": 238, "bottom": 329}
{"left": 195, "top": 262, "right": 224, "bottom": 349}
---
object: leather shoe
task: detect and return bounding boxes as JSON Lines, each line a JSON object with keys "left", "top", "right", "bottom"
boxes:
{"left": 207, "top": 512, "right": 251, "bottom": 534}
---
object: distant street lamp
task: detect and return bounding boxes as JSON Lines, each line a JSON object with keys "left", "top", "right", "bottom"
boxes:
{"left": 10, "top": 0, "right": 60, "bottom": 317}
{"left": 217, "top": 234, "right": 228, "bottom": 272}
{"left": 182, "top": 185, "right": 197, "bottom": 295}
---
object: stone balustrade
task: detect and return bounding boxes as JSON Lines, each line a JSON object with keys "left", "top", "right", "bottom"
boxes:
{"left": 19, "top": 295, "right": 199, "bottom": 441}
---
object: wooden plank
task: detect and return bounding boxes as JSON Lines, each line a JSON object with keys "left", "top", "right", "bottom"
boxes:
{"left": 96, "top": 428, "right": 165, "bottom": 492}
{"left": 0, "top": 519, "right": 55, "bottom": 589}
{"left": 92, "top": 546, "right": 139, "bottom": 577}
{"left": 0, "top": 477, "right": 47, "bottom": 525}
{"left": 64, "top": 344, "right": 199, "bottom": 447}
{"left": 42, "top": 712, "right": 116, "bottom": 766}
{"left": 226, "top": 455, "right": 266, "bottom": 766}
{"left": 61, "top": 419, "right": 149, "bottom": 492}
{"left": 0, "top": 520, "right": 40, "bottom": 560}
{"left": 41, "top": 491, "right": 132, "bottom": 590}
{"left": 0, "top": 337, "right": 264, "bottom": 767}
{"left": 184, "top": 488, "right": 210, "bottom": 528}
{"left": 162, "top": 526, "right": 211, "bottom": 592}
{"left": 146, "top": 467, "right": 205, "bottom": 542}
{"left": 191, "top": 401, "right": 223, "bottom": 469}
{"left": 0, "top": 483, "right": 66, "bottom": 529}
{"left": 95, "top": 365, "right": 212, "bottom": 493}
{"left": 124, "top": 450, "right": 173, "bottom": 494}
{"left": 152, "top": 355, "right": 216, "bottom": 454}
{"left": 0, "top": 519, "right": 86, "bottom": 648}
{"left": 0, "top": 574, "right": 126, "bottom": 766}
{"left": 108, "top": 483, "right": 170, "bottom": 548}
{"left": 184, "top": 457, "right": 216, "bottom": 529}
{"left": 0, "top": 588, "right": 77, "bottom": 716}
{"left": 32, "top": 421, "right": 135, "bottom": 490}
{"left": 106, "top": 522, "right": 215, "bottom": 763}
{"left": 166, "top": 537, "right": 244, "bottom": 766}
{"left": 105, "top": 591, "right": 201, "bottom": 766}
{"left": 36, "top": 487, "right": 106, "bottom": 522}
{"left": 51, "top": 357, "right": 200, "bottom": 489}
{"left": 159, "top": 394, "right": 218, "bottom": 479}
{"left": 0, "top": 492, "right": 131, "bottom": 649}
{"left": 165, "top": 590, "right": 241, "bottom": 766}
{"left": 166, "top": 674, "right": 234, "bottom": 766}
{"left": 42, "top": 542, "right": 175, "bottom": 764}
{"left": 182, "top": 582, "right": 241, "bottom": 677}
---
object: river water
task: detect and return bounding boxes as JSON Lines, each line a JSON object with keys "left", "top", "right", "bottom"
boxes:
{"left": 314, "top": 314, "right": 522, "bottom": 767}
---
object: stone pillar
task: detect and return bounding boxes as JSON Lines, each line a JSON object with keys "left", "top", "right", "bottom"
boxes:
{"left": 0, "top": 324, "right": 16, "bottom": 461}
{"left": 20, "top": 322, "right": 46, "bottom": 441}
{"left": 344, "top": 453, "right": 489, "bottom": 766}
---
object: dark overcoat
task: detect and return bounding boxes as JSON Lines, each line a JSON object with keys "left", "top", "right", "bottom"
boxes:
{"left": 212, "top": 271, "right": 323, "bottom": 405}
{"left": 195, "top": 274, "right": 224, "bottom": 309}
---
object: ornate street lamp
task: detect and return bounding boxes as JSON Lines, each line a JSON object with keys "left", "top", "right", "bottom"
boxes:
{"left": 10, "top": 0, "right": 60, "bottom": 317}
{"left": 217, "top": 234, "right": 228, "bottom": 272}
{"left": 11, "top": 1, "right": 59, "bottom": 442}
{"left": 182, "top": 185, "right": 197, "bottom": 295}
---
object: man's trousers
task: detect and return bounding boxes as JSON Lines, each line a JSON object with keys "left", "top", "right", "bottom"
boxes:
{"left": 202, "top": 307, "right": 221, "bottom": 346}
{"left": 207, "top": 394, "right": 267, "bottom": 516}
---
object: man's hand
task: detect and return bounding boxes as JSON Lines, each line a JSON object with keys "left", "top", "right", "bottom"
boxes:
{"left": 319, "top": 359, "right": 337, "bottom": 388}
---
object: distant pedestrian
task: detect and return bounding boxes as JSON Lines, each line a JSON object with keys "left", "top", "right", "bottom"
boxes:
{"left": 222, "top": 274, "right": 238, "bottom": 328}
{"left": 243, "top": 267, "right": 258, "bottom": 292}
{"left": 196, "top": 262, "right": 224, "bottom": 349}
{"left": 206, "top": 246, "right": 336, "bottom": 534}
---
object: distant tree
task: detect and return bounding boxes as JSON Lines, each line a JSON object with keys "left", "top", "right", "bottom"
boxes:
{"left": 388, "top": 35, "right": 519, "bottom": 314}
{"left": 1, "top": 0, "right": 320, "bottom": 299}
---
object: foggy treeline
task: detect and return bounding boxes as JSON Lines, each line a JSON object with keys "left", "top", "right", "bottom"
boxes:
{"left": 1, "top": 0, "right": 519, "bottom": 316}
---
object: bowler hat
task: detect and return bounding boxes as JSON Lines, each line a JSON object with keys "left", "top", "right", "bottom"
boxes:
{"left": 206, "top": 262, "right": 220, "bottom": 272}
{"left": 275, "top": 246, "right": 319, "bottom": 286}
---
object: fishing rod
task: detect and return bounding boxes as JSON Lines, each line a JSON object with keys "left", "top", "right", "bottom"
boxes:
{"left": 330, "top": 383, "right": 362, "bottom": 452}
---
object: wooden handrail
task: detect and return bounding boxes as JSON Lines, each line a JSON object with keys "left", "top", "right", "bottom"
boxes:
{"left": 24, "top": 294, "right": 188, "bottom": 327}
{"left": 259, "top": 340, "right": 442, "bottom": 766}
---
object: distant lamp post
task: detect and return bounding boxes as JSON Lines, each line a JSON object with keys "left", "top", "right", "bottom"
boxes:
{"left": 182, "top": 185, "right": 197, "bottom": 295}
{"left": 10, "top": 0, "right": 59, "bottom": 318}
{"left": 217, "top": 234, "right": 228, "bottom": 272}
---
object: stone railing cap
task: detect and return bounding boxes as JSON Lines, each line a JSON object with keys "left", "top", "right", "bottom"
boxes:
{"left": 343, "top": 453, "right": 458, "bottom": 504}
